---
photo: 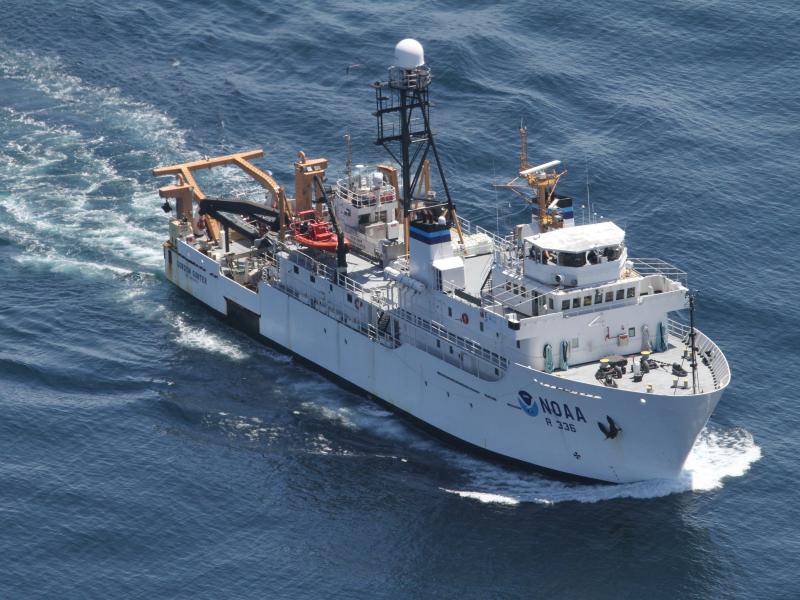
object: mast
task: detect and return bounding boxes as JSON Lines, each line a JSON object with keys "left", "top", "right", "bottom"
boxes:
{"left": 344, "top": 131, "right": 353, "bottom": 180}
{"left": 689, "top": 292, "right": 698, "bottom": 394}
{"left": 497, "top": 129, "right": 568, "bottom": 234}
{"left": 519, "top": 122, "right": 529, "bottom": 172}
{"left": 373, "top": 39, "right": 462, "bottom": 251}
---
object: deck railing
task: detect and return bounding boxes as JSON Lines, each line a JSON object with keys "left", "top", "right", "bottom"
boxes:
{"left": 333, "top": 181, "right": 397, "bottom": 208}
{"left": 629, "top": 258, "right": 688, "bottom": 287}
{"left": 396, "top": 307, "right": 508, "bottom": 371}
{"left": 276, "top": 243, "right": 396, "bottom": 309}
{"left": 667, "top": 319, "right": 730, "bottom": 389}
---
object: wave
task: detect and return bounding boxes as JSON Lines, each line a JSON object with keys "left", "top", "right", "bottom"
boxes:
{"left": 0, "top": 45, "right": 193, "bottom": 276}
{"left": 290, "top": 384, "right": 760, "bottom": 504}
{"left": 443, "top": 426, "right": 761, "bottom": 505}
{"left": 171, "top": 315, "right": 248, "bottom": 361}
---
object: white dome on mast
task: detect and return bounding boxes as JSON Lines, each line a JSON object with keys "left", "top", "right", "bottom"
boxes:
{"left": 394, "top": 38, "right": 425, "bottom": 69}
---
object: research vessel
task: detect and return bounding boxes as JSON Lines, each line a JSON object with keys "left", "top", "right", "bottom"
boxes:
{"left": 153, "top": 39, "right": 730, "bottom": 483}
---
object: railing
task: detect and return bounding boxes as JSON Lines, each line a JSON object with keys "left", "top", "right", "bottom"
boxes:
{"left": 392, "top": 256, "right": 410, "bottom": 273}
{"left": 629, "top": 258, "right": 688, "bottom": 287}
{"left": 396, "top": 308, "right": 508, "bottom": 371}
{"left": 476, "top": 225, "right": 513, "bottom": 251}
{"left": 273, "top": 280, "right": 399, "bottom": 349}
{"left": 333, "top": 181, "right": 397, "bottom": 208}
{"left": 277, "top": 244, "right": 395, "bottom": 310}
{"left": 667, "top": 319, "right": 730, "bottom": 389}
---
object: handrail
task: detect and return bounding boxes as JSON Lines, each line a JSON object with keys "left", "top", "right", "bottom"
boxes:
{"left": 395, "top": 307, "right": 508, "bottom": 370}
{"left": 629, "top": 257, "right": 688, "bottom": 287}
{"left": 333, "top": 180, "right": 398, "bottom": 208}
{"left": 275, "top": 242, "right": 396, "bottom": 310}
{"left": 667, "top": 319, "right": 730, "bottom": 389}
{"left": 275, "top": 281, "right": 399, "bottom": 348}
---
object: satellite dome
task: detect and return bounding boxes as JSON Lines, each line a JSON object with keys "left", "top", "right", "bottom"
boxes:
{"left": 394, "top": 39, "right": 425, "bottom": 69}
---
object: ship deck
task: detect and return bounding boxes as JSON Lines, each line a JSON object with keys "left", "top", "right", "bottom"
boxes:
{"left": 560, "top": 334, "right": 720, "bottom": 396}
{"left": 343, "top": 251, "right": 391, "bottom": 291}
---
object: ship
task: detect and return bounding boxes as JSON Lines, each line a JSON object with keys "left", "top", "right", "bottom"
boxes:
{"left": 152, "top": 39, "right": 730, "bottom": 483}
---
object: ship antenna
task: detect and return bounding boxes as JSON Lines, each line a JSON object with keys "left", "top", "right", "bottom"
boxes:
{"left": 585, "top": 152, "right": 591, "bottom": 224}
{"left": 688, "top": 291, "right": 699, "bottom": 394}
{"left": 344, "top": 131, "right": 352, "bottom": 179}
{"left": 493, "top": 159, "right": 500, "bottom": 235}
{"left": 519, "top": 118, "right": 528, "bottom": 171}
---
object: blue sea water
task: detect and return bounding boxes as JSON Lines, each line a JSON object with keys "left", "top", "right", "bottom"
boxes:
{"left": 0, "top": 0, "right": 797, "bottom": 598}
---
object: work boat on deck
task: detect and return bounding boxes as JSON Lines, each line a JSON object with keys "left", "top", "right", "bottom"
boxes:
{"left": 153, "top": 39, "right": 730, "bottom": 483}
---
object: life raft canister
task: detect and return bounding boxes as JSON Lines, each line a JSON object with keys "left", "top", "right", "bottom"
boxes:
{"left": 461, "top": 313, "right": 469, "bottom": 325}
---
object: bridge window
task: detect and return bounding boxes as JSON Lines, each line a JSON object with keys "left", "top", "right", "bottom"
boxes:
{"left": 605, "top": 290, "right": 614, "bottom": 303}
{"left": 572, "top": 298, "right": 581, "bottom": 309}
{"left": 561, "top": 300, "right": 570, "bottom": 310}
{"left": 548, "top": 298, "right": 554, "bottom": 310}
{"left": 595, "top": 290, "right": 603, "bottom": 304}
{"left": 628, "top": 327, "right": 636, "bottom": 337}
{"left": 604, "top": 245, "right": 623, "bottom": 261}
{"left": 616, "top": 289, "right": 625, "bottom": 301}
{"left": 627, "top": 287, "right": 636, "bottom": 298}
{"left": 583, "top": 295, "right": 592, "bottom": 306}
{"left": 558, "top": 252, "right": 587, "bottom": 267}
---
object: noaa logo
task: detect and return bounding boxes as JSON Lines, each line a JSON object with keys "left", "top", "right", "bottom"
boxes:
{"left": 518, "top": 390, "right": 539, "bottom": 416}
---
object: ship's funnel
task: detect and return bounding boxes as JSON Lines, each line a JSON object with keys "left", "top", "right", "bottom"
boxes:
{"left": 394, "top": 38, "right": 425, "bottom": 69}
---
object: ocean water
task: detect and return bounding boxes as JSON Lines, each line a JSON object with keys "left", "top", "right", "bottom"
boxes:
{"left": 0, "top": 1, "right": 796, "bottom": 598}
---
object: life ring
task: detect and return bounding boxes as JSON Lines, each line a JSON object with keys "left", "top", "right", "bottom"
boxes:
{"left": 461, "top": 313, "right": 469, "bottom": 325}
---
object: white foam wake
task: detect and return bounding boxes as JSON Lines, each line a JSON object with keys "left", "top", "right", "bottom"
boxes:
{"left": 171, "top": 315, "right": 248, "bottom": 361}
{"left": 0, "top": 45, "right": 195, "bottom": 275}
{"left": 443, "top": 426, "right": 761, "bottom": 506}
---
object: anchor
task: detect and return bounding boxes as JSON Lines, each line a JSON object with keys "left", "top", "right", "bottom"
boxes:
{"left": 597, "top": 415, "right": 622, "bottom": 440}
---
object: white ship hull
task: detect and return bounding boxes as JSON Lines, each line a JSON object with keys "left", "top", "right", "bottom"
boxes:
{"left": 164, "top": 241, "right": 726, "bottom": 484}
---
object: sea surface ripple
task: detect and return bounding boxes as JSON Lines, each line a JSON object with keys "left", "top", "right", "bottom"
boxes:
{"left": 0, "top": 1, "right": 796, "bottom": 598}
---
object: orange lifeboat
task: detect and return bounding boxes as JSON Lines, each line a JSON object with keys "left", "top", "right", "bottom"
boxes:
{"left": 290, "top": 210, "right": 349, "bottom": 252}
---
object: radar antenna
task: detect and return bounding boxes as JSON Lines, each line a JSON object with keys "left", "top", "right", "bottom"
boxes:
{"left": 494, "top": 125, "right": 569, "bottom": 234}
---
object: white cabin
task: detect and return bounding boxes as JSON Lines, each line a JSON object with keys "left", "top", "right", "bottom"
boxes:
{"left": 523, "top": 221, "right": 626, "bottom": 288}
{"left": 333, "top": 166, "right": 404, "bottom": 263}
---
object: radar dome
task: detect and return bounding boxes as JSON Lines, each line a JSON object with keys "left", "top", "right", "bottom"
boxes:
{"left": 394, "top": 39, "right": 425, "bottom": 69}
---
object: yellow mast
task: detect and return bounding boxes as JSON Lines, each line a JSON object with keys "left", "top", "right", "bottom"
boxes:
{"left": 495, "top": 127, "right": 568, "bottom": 234}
